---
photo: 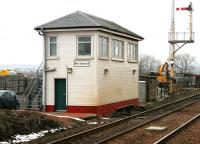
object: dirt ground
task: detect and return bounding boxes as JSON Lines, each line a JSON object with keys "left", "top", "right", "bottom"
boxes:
{"left": 0, "top": 110, "right": 64, "bottom": 141}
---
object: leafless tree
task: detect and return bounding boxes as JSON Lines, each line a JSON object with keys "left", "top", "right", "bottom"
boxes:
{"left": 174, "top": 53, "right": 196, "bottom": 73}
{"left": 139, "top": 55, "right": 161, "bottom": 75}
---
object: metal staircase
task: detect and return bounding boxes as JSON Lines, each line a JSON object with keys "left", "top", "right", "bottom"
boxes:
{"left": 23, "top": 62, "right": 43, "bottom": 111}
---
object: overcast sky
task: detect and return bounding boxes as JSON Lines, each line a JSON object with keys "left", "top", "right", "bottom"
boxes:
{"left": 0, "top": 0, "right": 199, "bottom": 65}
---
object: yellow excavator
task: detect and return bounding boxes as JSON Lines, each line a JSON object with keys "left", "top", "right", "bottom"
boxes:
{"left": 157, "top": 62, "right": 170, "bottom": 87}
{"left": 0, "top": 69, "right": 17, "bottom": 76}
{"left": 156, "top": 62, "right": 176, "bottom": 98}
{"left": 150, "top": 61, "right": 175, "bottom": 98}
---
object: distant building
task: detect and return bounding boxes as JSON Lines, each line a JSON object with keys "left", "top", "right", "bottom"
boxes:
{"left": 35, "top": 11, "right": 143, "bottom": 115}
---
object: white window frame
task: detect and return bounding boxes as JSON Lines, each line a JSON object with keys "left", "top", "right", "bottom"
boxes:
{"left": 127, "top": 42, "right": 138, "bottom": 62}
{"left": 47, "top": 36, "right": 58, "bottom": 59}
{"left": 76, "top": 35, "right": 93, "bottom": 59}
{"left": 112, "top": 39, "right": 124, "bottom": 61}
{"left": 98, "top": 36, "right": 109, "bottom": 59}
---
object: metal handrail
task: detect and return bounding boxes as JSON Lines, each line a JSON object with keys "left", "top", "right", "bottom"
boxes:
{"left": 26, "top": 77, "right": 39, "bottom": 105}
{"left": 168, "top": 32, "right": 194, "bottom": 41}
{"left": 23, "top": 62, "right": 43, "bottom": 96}
{"left": 23, "top": 62, "right": 43, "bottom": 106}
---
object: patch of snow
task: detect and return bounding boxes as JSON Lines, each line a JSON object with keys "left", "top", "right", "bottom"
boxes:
{"left": 40, "top": 130, "right": 49, "bottom": 134}
{"left": 44, "top": 113, "right": 86, "bottom": 122}
{"left": 49, "top": 128, "right": 59, "bottom": 133}
{"left": 101, "top": 117, "right": 110, "bottom": 120}
{"left": 68, "top": 126, "right": 73, "bottom": 129}
{"left": 12, "top": 133, "right": 44, "bottom": 143}
{"left": 87, "top": 121, "right": 98, "bottom": 125}
{"left": 0, "top": 127, "right": 68, "bottom": 144}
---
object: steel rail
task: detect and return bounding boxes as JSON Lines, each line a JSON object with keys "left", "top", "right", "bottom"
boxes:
{"left": 154, "top": 112, "right": 200, "bottom": 144}
{"left": 96, "top": 97, "right": 200, "bottom": 144}
{"left": 48, "top": 93, "right": 200, "bottom": 144}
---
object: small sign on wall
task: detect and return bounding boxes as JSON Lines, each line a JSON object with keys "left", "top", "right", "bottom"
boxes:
{"left": 74, "top": 60, "right": 90, "bottom": 67}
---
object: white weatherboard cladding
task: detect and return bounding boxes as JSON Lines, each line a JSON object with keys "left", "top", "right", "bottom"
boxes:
{"left": 45, "top": 31, "right": 97, "bottom": 106}
{"left": 45, "top": 30, "right": 139, "bottom": 107}
{"left": 96, "top": 32, "right": 139, "bottom": 105}
{"left": 97, "top": 62, "right": 138, "bottom": 105}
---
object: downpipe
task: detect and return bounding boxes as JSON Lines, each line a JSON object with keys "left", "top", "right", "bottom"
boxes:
{"left": 39, "top": 28, "right": 46, "bottom": 112}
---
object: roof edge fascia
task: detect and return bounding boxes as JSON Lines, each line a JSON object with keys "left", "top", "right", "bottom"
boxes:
{"left": 37, "top": 27, "right": 143, "bottom": 41}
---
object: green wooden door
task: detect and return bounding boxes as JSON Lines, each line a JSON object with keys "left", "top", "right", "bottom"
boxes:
{"left": 55, "top": 79, "right": 66, "bottom": 111}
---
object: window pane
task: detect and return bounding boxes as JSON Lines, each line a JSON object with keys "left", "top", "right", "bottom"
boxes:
{"left": 99, "top": 36, "right": 103, "bottom": 57}
{"left": 131, "top": 45, "right": 133, "bottom": 59}
{"left": 112, "top": 40, "right": 115, "bottom": 46}
{"left": 119, "top": 41, "right": 122, "bottom": 48}
{"left": 50, "top": 37, "right": 56, "bottom": 43}
{"left": 49, "top": 36, "right": 57, "bottom": 56}
{"left": 128, "top": 45, "right": 130, "bottom": 59}
{"left": 78, "top": 37, "right": 91, "bottom": 42}
{"left": 99, "top": 36, "right": 109, "bottom": 58}
{"left": 112, "top": 41, "right": 115, "bottom": 57}
{"left": 78, "top": 43, "right": 91, "bottom": 55}
{"left": 130, "top": 48, "right": 133, "bottom": 59}
{"left": 112, "top": 39, "right": 124, "bottom": 59}
{"left": 128, "top": 43, "right": 136, "bottom": 60}
{"left": 119, "top": 47, "right": 123, "bottom": 59}
{"left": 78, "top": 36, "right": 91, "bottom": 56}
{"left": 135, "top": 44, "right": 138, "bottom": 60}
{"left": 133, "top": 44, "right": 136, "bottom": 60}
{"left": 99, "top": 36, "right": 103, "bottom": 43}
{"left": 129, "top": 44, "right": 132, "bottom": 59}
{"left": 103, "top": 37, "right": 109, "bottom": 57}
{"left": 103, "top": 38, "right": 108, "bottom": 44}
{"left": 50, "top": 43, "right": 57, "bottom": 56}
{"left": 120, "top": 42, "right": 124, "bottom": 59}
{"left": 115, "top": 46, "right": 119, "bottom": 57}
{"left": 99, "top": 42, "right": 103, "bottom": 56}
{"left": 103, "top": 44, "right": 108, "bottom": 57}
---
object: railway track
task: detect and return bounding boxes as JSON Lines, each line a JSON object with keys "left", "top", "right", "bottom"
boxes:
{"left": 48, "top": 93, "right": 200, "bottom": 144}
{"left": 154, "top": 112, "right": 200, "bottom": 144}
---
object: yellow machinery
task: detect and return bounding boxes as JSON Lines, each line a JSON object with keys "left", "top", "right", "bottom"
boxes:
{"left": 0, "top": 69, "right": 17, "bottom": 76}
{"left": 157, "top": 62, "right": 170, "bottom": 85}
{"left": 155, "top": 62, "right": 172, "bottom": 98}
{"left": 156, "top": 62, "right": 175, "bottom": 94}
